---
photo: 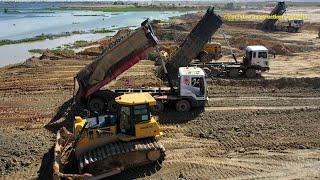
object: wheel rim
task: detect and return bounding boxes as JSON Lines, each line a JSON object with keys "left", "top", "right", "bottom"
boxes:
{"left": 151, "top": 101, "right": 164, "bottom": 112}
{"left": 176, "top": 100, "right": 190, "bottom": 112}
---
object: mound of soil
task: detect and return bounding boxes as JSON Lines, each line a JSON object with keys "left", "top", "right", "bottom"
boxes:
{"left": 230, "top": 34, "right": 293, "bottom": 55}
{"left": 212, "top": 77, "right": 320, "bottom": 89}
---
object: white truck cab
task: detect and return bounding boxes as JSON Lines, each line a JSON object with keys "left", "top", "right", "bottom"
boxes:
{"left": 244, "top": 45, "right": 269, "bottom": 71}
{"left": 179, "top": 67, "right": 207, "bottom": 102}
{"left": 288, "top": 19, "right": 304, "bottom": 28}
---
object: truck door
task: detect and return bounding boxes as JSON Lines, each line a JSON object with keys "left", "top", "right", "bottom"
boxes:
{"left": 191, "top": 77, "right": 205, "bottom": 97}
{"left": 244, "top": 50, "right": 252, "bottom": 66}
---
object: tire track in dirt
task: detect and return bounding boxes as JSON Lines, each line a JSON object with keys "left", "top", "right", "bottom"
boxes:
{"left": 205, "top": 105, "right": 320, "bottom": 111}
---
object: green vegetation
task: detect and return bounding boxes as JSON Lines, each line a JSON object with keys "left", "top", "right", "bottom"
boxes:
{"left": 73, "top": 40, "right": 90, "bottom": 47}
{"left": 28, "top": 49, "right": 46, "bottom": 54}
{"left": 51, "top": 47, "right": 75, "bottom": 57}
{"left": 0, "top": 34, "right": 47, "bottom": 46}
{"left": 60, "top": 6, "right": 196, "bottom": 12}
{"left": 0, "top": 31, "right": 84, "bottom": 46}
{"left": 91, "top": 28, "right": 115, "bottom": 34}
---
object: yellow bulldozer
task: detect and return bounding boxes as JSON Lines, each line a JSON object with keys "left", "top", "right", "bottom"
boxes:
{"left": 158, "top": 42, "right": 222, "bottom": 64}
{"left": 53, "top": 92, "right": 165, "bottom": 179}
{"left": 198, "top": 42, "right": 222, "bottom": 62}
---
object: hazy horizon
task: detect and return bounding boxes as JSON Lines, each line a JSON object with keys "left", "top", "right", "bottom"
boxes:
{"left": 0, "top": 0, "right": 319, "bottom": 2}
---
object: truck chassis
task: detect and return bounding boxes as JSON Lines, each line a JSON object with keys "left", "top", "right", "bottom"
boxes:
{"left": 190, "top": 61, "right": 269, "bottom": 78}
{"left": 86, "top": 87, "right": 206, "bottom": 113}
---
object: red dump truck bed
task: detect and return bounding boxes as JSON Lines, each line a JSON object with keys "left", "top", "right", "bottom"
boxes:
{"left": 75, "top": 19, "right": 158, "bottom": 99}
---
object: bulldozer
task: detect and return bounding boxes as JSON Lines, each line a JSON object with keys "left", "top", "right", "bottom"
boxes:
{"left": 197, "top": 42, "right": 222, "bottom": 63}
{"left": 53, "top": 92, "right": 166, "bottom": 179}
{"left": 156, "top": 42, "right": 222, "bottom": 65}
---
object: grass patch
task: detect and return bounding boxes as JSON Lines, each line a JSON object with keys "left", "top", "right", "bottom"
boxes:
{"left": 51, "top": 47, "right": 75, "bottom": 57}
{"left": 60, "top": 6, "right": 196, "bottom": 12}
{"left": 73, "top": 40, "right": 90, "bottom": 47}
{"left": 0, "top": 31, "right": 84, "bottom": 46}
{"left": 0, "top": 34, "right": 47, "bottom": 46}
{"left": 91, "top": 28, "right": 115, "bottom": 34}
{"left": 28, "top": 49, "right": 46, "bottom": 54}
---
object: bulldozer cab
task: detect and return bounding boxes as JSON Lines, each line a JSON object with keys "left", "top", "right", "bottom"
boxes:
{"left": 115, "top": 93, "right": 161, "bottom": 139}
{"left": 118, "top": 104, "right": 150, "bottom": 135}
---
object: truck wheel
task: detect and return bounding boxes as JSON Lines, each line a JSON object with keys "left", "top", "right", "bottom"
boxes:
{"left": 203, "top": 67, "right": 211, "bottom": 78}
{"left": 88, "top": 98, "right": 104, "bottom": 113}
{"left": 229, "top": 69, "right": 239, "bottom": 78}
{"left": 175, "top": 100, "right": 191, "bottom": 112}
{"left": 151, "top": 101, "right": 164, "bottom": 112}
{"left": 198, "top": 51, "right": 211, "bottom": 63}
{"left": 107, "top": 100, "right": 119, "bottom": 113}
{"left": 245, "top": 68, "right": 256, "bottom": 78}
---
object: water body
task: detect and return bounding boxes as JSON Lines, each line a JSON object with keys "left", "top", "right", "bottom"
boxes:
{"left": 0, "top": 33, "right": 112, "bottom": 67}
{"left": 0, "top": 2, "right": 189, "bottom": 66}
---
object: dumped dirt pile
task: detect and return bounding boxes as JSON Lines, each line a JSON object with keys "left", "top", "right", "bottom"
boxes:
{"left": 225, "top": 20, "right": 260, "bottom": 29}
{"left": 230, "top": 34, "right": 293, "bottom": 55}
{"left": 79, "top": 28, "right": 132, "bottom": 57}
{"left": 211, "top": 77, "right": 320, "bottom": 89}
{"left": 301, "top": 22, "right": 320, "bottom": 31}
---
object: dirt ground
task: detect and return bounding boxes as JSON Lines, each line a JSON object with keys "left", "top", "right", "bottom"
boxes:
{"left": 1, "top": 6, "right": 320, "bottom": 180}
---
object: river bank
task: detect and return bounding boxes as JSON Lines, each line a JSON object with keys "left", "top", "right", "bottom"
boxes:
{"left": 0, "top": 7, "right": 188, "bottom": 66}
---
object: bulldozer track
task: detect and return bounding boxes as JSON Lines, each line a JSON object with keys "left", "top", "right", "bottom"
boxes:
{"left": 78, "top": 138, "right": 166, "bottom": 175}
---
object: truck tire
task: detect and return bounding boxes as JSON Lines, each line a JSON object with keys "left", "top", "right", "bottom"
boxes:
{"left": 229, "top": 68, "right": 239, "bottom": 78}
{"left": 203, "top": 67, "right": 211, "bottom": 78}
{"left": 88, "top": 98, "right": 104, "bottom": 113}
{"left": 175, "top": 100, "right": 191, "bottom": 112}
{"left": 107, "top": 100, "right": 119, "bottom": 113}
{"left": 198, "top": 51, "right": 211, "bottom": 63}
{"left": 245, "top": 68, "right": 256, "bottom": 78}
{"left": 151, "top": 101, "right": 164, "bottom": 112}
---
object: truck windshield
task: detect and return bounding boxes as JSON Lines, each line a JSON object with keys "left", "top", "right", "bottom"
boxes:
{"left": 258, "top": 52, "right": 268, "bottom": 58}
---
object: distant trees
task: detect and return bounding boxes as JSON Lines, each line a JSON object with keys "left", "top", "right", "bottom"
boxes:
{"left": 113, "top": 1, "right": 124, "bottom": 5}
{"left": 224, "top": 3, "right": 234, "bottom": 10}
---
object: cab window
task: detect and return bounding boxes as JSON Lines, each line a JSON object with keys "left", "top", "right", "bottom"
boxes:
{"left": 253, "top": 52, "right": 256, "bottom": 58}
{"left": 120, "top": 106, "right": 131, "bottom": 133}
{"left": 258, "top": 52, "right": 267, "bottom": 58}
{"left": 133, "top": 104, "right": 150, "bottom": 122}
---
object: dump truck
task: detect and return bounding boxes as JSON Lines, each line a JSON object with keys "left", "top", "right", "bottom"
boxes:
{"left": 259, "top": 1, "right": 303, "bottom": 33}
{"left": 190, "top": 45, "right": 270, "bottom": 78}
{"left": 53, "top": 92, "right": 166, "bottom": 179}
{"left": 159, "top": 7, "right": 223, "bottom": 80}
{"left": 75, "top": 19, "right": 209, "bottom": 113}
